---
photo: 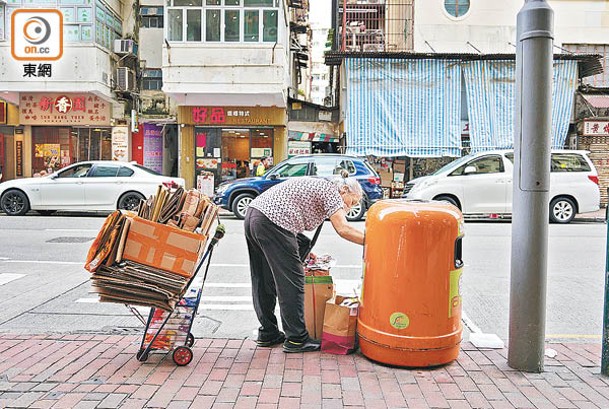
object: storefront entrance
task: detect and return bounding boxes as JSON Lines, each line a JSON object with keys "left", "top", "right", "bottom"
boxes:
{"left": 32, "top": 126, "right": 111, "bottom": 175}
{"left": 194, "top": 127, "right": 273, "bottom": 185}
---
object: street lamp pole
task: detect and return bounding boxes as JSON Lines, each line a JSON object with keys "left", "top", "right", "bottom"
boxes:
{"left": 508, "top": 0, "right": 554, "bottom": 372}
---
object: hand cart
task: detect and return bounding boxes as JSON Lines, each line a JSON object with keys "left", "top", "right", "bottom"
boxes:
{"left": 129, "top": 224, "right": 225, "bottom": 366}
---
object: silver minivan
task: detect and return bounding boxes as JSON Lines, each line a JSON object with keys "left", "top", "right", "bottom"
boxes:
{"left": 403, "top": 150, "right": 600, "bottom": 223}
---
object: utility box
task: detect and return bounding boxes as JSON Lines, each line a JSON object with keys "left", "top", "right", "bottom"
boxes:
{"left": 358, "top": 199, "right": 464, "bottom": 367}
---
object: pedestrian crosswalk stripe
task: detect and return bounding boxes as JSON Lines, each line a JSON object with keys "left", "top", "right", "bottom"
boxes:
{"left": 0, "top": 273, "right": 25, "bottom": 286}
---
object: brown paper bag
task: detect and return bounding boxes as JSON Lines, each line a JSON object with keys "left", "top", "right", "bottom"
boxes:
{"left": 304, "top": 275, "right": 334, "bottom": 340}
{"left": 321, "top": 295, "right": 359, "bottom": 355}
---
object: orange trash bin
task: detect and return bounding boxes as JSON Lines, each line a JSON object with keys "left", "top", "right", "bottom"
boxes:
{"left": 357, "top": 199, "right": 464, "bottom": 367}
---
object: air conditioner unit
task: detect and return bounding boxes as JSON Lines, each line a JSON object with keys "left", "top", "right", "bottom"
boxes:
{"left": 113, "top": 39, "right": 136, "bottom": 55}
{"left": 115, "top": 67, "right": 136, "bottom": 91}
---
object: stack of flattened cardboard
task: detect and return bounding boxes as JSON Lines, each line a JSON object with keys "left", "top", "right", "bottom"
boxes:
{"left": 84, "top": 186, "right": 219, "bottom": 311}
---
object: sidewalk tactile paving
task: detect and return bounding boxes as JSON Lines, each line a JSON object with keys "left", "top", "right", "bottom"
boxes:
{"left": 0, "top": 334, "right": 607, "bottom": 408}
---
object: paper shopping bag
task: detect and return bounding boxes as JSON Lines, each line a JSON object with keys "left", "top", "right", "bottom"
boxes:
{"left": 304, "top": 275, "right": 334, "bottom": 340}
{"left": 321, "top": 295, "right": 359, "bottom": 355}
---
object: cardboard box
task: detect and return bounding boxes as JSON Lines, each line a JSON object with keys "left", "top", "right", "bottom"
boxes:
{"left": 379, "top": 168, "right": 394, "bottom": 188}
{"left": 393, "top": 159, "right": 406, "bottom": 174}
{"left": 123, "top": 216, "right": 206, "bottom": 278}
{"left": 304, "top": 275, "right": 334, "bottom": 340}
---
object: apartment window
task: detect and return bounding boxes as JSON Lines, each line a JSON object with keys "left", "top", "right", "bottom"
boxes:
{"left": 187, "top": 9, "right": 202, "bottom": 41}
{"left": 168, "top": 9, "right": 183, "bottom": 40}
{"left": 563, "top": 44, "right": 609, "bottom": 87}
{"left": 141, "top": 7, "right": 164, "bottom": 28}
{"left": 166, "top": 0, "right": 278, "bottom": 43}
{"left": 143, "top": 69, "right": 163, "bottom": 90}
{"left": 444, "top": 0, "right": 470, "bottom": 18}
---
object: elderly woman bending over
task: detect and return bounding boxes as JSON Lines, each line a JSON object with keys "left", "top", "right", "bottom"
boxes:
{"left": 244, "top": 171, "right": 364, "bottom": 353}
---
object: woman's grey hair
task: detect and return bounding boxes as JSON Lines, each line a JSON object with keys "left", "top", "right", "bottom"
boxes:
{"left": 330, "top": 169, "right": 363, "bottom": 198}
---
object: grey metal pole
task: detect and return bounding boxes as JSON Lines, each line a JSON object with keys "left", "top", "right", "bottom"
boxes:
{"left": 508, "top": 0, "right": 554, "bottom": 372}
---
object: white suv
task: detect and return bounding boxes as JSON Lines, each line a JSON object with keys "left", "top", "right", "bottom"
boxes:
{"left": 403, "top": 150, "right": 600, "bottom": 223}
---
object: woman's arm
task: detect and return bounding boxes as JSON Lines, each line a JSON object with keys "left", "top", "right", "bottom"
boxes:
{"left": 329, "top": 209, "right": 364, "bottom": 245}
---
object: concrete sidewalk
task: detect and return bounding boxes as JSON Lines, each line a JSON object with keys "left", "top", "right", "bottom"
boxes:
{"left": 0, "top": 334, "right": 608, "bottom": 408}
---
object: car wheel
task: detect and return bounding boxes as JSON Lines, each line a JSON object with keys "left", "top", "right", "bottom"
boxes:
{"left": 550, "top": 197, "right": 576, "bottom": 224}
{"left": 1, "top": 190, "right": 30, "bottom": 216}
{"left": 435, "top": 195, "right": 460, "bottom": 209}
{"left": 232, "top": 193, "right": 255, "bottom": 220}
{"left": 36, "top": 210, "right": 57, "bottom": 216}
{"left": 345, "top": 200, "right": 366, "bottom": 221}
{"left": 118, "top": 192, "right": 145, "bottom": 211}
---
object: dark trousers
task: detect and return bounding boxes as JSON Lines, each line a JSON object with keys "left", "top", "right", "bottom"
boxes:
{"left": 244, "top": 207, "right": 310, "bottom": 342}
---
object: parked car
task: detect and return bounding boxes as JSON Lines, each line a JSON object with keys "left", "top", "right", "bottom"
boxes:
{"left": 402, "top": 150, "right": 600, "bottom": 224}
{"left": 213, "top": 154, "right": 383, "bottom": 221}
{"left": 0, "top": 161, "right": 185, "bottom": 216}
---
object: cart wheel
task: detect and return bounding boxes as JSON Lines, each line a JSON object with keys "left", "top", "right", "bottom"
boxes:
{"left": 136, "top": 349, "right": 149, "bottom": 362}
{"left": 173, "top": 346, "right": 193, "bottom": 366}
{"left": 186, "top": 333, "right": 195, "bottom": 347}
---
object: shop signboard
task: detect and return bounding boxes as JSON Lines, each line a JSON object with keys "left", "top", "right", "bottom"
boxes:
{"left": 19, "top": 93, "right": 111, "bottom": 126}
{"left": 111, "top": 126, "right": 129, "bottom": 162}
{"left": 288, "top": 141, "right": 311, "bottom": 157}
{"left": 143, "top": 124, "right": 163, "bottom": 173}
{"left": 0, "top": 101, "right": 6, "bottom": 124}
{"left": 16, "top": 140, "right": 23, "bottom": 177}
{"left": 583, "top": 120, "right": 609, "bottom": 136}
{"left": 185, "top": 106, "right": 285, "bottom": 126}
{"left": 197, "top": 172, "right": 215, "bottom": 197}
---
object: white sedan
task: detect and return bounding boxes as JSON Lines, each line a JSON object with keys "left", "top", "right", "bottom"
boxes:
{"left": 0, "top": 161, "right": 185, "bottom": 216}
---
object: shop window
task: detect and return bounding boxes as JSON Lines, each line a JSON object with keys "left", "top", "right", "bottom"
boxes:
{"left": 444, "top": 0, "right": 470, "bottom": 18}
{"left": 75, "top": 128, "right": 112, "bottom": 162}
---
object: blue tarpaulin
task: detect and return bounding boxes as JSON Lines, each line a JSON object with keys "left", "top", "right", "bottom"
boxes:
{"left": 345, "top": 58, "right": 463, "bottom": 158}
{"left": 462, "top": 60, "right": 578, "bottom": 152}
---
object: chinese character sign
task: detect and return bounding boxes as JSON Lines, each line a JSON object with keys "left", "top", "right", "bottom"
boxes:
{"left": 19, "top": 93, "right": 110, "bottom": 125}
{"left": 143, "top": 123, "right": 163, "bottom": 173}
{"left": 583, "top": 120, "right": 609, "bottom": 137}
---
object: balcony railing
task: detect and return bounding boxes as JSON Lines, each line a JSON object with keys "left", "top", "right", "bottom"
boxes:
{"left": 338, "top": 0, "right": 414, "bottom": 53}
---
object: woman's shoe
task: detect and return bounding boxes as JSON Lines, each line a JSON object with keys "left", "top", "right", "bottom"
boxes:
{"left": 256, "top": 331, "right": 285, "bottom": 347}
{"left": 282, "top": 338, "right": 321, "bottom": 353}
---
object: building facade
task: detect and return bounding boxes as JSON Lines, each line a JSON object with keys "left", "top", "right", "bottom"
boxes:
{"left": 0, "top": 0, "right": 139, "bottom": 180}
{"left": 327, "top": 0, "right": 608, "bottom": 198}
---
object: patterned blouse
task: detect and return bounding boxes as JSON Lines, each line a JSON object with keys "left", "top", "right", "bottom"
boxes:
{"left": 249, "top": 177, "right": 344, "bottom": 234}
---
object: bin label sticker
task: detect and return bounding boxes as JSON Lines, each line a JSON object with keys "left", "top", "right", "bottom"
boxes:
{"left": 389, "top": 312, "right": 409, "bottom": 329}
{"left": 449, "top": 268, "right": 463, "bottom": 318}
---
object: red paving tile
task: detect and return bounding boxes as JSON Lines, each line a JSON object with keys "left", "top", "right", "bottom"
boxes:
{"left": 0, "top": 335, "right": 607, "bottom": 408}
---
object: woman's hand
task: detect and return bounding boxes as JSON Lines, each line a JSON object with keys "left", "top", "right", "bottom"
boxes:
{"left": 329, "top": 209, "right": 364, "bottom": 245}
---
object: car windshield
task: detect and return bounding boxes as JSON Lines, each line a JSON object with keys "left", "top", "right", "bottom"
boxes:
{"left": 432, "top": 155, "right": 473, "bottom": 175}
{"left": 133, "top": 164, "right": 162, "bottom": 176}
